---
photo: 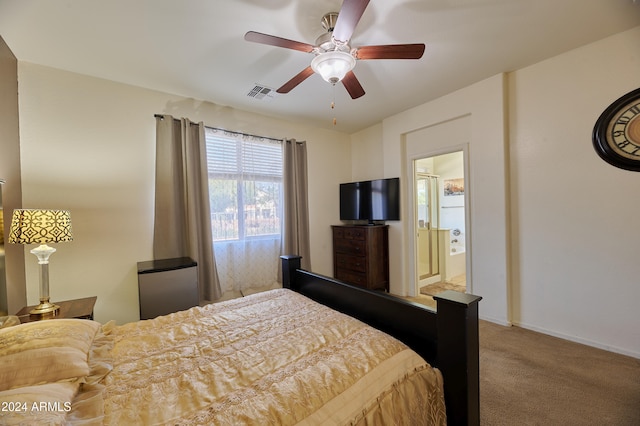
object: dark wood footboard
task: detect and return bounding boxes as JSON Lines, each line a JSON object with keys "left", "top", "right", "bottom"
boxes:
{"left": 281, "top": 255, "right": 481, "bottom": 426}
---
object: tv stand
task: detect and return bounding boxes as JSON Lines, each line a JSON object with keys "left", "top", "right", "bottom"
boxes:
{"left": 331, "top": 225, "right": 389, "bottom": 291}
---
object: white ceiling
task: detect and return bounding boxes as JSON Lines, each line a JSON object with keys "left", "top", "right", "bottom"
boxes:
{"left": 1, "top": 0, "right": 639, "bottom": 133}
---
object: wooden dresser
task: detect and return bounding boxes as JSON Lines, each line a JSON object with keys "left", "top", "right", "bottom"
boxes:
{"left": 332, "top": 225, "right": 389, "bottom": 291}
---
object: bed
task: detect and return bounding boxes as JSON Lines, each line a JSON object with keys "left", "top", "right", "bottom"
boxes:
{"left": 0, "top": 255, "right": 481, "bottom": 425}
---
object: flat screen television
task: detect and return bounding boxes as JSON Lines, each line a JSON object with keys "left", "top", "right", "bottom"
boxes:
{"left": 340, "top": 177, "right": 400, "bottom": 223}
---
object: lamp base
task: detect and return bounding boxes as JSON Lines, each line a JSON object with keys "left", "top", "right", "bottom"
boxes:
{"left": 29, "top": 301, "right": 60, "bottom": 316}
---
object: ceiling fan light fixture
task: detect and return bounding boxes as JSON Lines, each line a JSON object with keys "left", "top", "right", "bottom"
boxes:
{"left": 311, "top": 50, "right": 356, "bottom": 84}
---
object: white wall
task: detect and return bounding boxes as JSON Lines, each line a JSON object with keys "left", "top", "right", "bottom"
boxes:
{"left": 508, "top": 26, "right": 640, "bottom": 357}
{"left": 352, "top": 26, "right": 640, "bottom": 357}
{"left": 17, "top": 63, "right": 350, "bottom": 325}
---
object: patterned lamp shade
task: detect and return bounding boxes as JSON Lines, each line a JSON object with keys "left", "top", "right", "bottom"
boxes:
{"left": 8, "top": 209, "right": 73, "bottom": 244}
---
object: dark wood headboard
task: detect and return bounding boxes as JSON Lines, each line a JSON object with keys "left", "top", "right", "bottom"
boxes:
{"left": 281, "top": 255, "right": 481, "bottom": 426}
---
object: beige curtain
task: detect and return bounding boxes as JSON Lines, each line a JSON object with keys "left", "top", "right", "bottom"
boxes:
{"left": 154, "top": 115, "right": 221, "bottom": 302}
{"left": 282, "top": 139, "right": 311, "bottom": 270}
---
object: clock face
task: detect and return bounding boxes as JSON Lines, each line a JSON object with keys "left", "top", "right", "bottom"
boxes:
{"left": 593, "top": 88, "right": 640, "bottom": 172}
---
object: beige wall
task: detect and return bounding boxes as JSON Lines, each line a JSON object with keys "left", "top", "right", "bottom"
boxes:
{"left": 352, "top": 26, "right": 640, "bottom": 357}
{"left": 350, "top": 123, "right": 383, "bottom": 181}
{"left": 508, "top": 26, "right": 640, "bottom": 356}
{"left": 17, "top": 63, "right": 351, "bottom": 324}
{"left": 0, "top": 35, "right": 26, "bottom": 315}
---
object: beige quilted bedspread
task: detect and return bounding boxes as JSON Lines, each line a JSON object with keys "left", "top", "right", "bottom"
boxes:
{"left": 74, "top": 289, "right": 446, "bottom": 425}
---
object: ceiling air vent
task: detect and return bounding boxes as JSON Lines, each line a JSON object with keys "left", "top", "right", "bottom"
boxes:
{"left": 247, "top": 84, "right": 275, "bottom": 101}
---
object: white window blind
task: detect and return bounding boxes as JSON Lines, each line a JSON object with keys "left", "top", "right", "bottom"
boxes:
{"left": 206, "top": 135, "right": 282, "bottom": 180}
{"left": 205, "top": 129, "right": 283, "bottom": 242}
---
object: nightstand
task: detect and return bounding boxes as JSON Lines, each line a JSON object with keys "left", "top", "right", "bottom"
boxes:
{"left": 16, "top": 296, "right": 97, "bottom": 324}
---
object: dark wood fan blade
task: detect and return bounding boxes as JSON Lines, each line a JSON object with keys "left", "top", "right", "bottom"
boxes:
{"left": 244, "top": 31, "right": 314, "bottom": 53}
{"left": 355, "top": 44, "right": 426, "bottom": 60}
{"left": 276, "top": 66, "right": 315, "bottom": 93}
{"left": 332, "top": 0, "right": 370, "bottom": 44}
{"left": 341, "top": 71, "right": 365, "bottom": 99}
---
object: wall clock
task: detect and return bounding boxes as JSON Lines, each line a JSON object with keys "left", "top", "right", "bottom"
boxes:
{"left": 592, "top": 87, "right": 640, "bottom": 172}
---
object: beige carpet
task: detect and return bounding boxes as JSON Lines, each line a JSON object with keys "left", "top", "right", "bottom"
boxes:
{"left": 480, "top": 321, "right": 640, "bottom": 425}
{"left": 419, "top": 280, "right": 466, "bottom": 296}
{"left": 396, "top": 291, "right": 640, "bottom": 424}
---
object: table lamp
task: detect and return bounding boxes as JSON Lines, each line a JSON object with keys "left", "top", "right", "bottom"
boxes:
{"left": 8, "top": 209, "right": 73, "bottom": 316}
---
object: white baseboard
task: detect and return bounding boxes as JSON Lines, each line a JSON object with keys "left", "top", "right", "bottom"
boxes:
{"left": 509, "top": 321, "right": 640, "bottom": 360}
{"left": 479, "top": 314, "right": 511, "bottom": 327}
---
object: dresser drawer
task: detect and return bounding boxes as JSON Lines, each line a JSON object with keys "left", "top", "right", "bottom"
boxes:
{"left": 334, "top": 238, "right": 366, "bottom": 255}
{"left": 333, "top": 226, "right": 366, "bottom": 240}
{"left": 335, "top": 253, "right": 366, "bottom": 273}
{"left": 344, "top": 227, "right": 366, "bottom": 240}
{"left": 335, "top": 268, "right": 367, "bottom": 287}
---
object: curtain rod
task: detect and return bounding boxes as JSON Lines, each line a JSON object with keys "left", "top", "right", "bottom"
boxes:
{"left": 154, "top": 114, "right": 284, "bottom": 143}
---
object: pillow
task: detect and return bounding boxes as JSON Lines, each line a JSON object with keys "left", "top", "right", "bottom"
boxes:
{"left": 0, "top": 381, "right": 79, "bottom": 425}
{"left": 0, "top": 316, "right": 21, "bottom": 329}
{"left": 0, "top": 319, "right": 100, "bottom": 391}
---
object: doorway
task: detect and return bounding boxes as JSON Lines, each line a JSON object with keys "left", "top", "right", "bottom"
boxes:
{"left": 413, "top": 151, "right": 467, "bottom": 297}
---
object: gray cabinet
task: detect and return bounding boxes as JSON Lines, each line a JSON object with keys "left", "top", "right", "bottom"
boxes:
{"left": 137, "top": 257, "right": 198, "bottom": 320}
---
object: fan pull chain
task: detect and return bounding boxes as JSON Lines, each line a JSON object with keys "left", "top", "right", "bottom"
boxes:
{"left": 331, "top": 85, "right": 337, "bottom": 126}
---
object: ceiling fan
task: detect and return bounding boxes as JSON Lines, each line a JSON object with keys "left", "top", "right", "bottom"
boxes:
{"left": 244, "top": 0, "right": 425, "bottom": 99}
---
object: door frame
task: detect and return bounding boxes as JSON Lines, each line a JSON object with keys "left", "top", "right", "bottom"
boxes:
{"left": 406, "top": 144, "right": 471, "bottom": 298}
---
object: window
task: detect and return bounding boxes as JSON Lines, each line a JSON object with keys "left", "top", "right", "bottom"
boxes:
{"left": 205, "top": 129, "right": 283, "bottom": 242}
